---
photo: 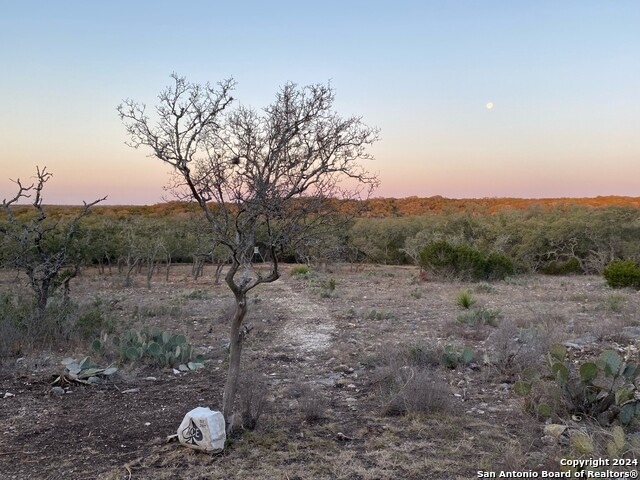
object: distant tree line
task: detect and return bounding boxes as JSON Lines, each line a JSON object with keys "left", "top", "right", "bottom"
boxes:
{"left": 2, "top": 203, "right": 639, "bottom": 281}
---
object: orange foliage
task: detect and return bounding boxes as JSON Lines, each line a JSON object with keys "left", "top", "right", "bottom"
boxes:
{"left": 2, "top": 196, "right": 638, "bottom": 221}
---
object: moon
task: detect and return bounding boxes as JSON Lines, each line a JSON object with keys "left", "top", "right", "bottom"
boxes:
{"left": 486, "top": 101, "right": 494, "bottom": 110}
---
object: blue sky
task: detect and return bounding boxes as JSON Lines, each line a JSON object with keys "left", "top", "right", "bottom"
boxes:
{"left": 1, "top": 1, "right": 638, "bottom": 204}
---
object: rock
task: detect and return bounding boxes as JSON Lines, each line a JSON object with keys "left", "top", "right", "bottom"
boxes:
{"left": 178, "top": 364, "right": 189, "bottom": 372}
{"left": 544, "top": 424, "right": 567, "bottom": 438}
{"left": 51, "top": 387, "right": 65, "bottom": 395}
{"left": 144, "top": 376, "right": 157, "bottom": 381}
{"left": 563, "top": 336, "right": 597, "bottom": 348}
{"left": 3, "top": 392, "right": 16, "bottom": 398}
{"left": 121, "top": 388, "right": 140, "bottom": 394}
{"left": 541, "top": 435, "right": 556, "bottom": 445}
{"left": 334, "top": 378, "right": 348, "bottom": 388}
{"left": 622, "top": 327, "right": 640, "bottom": 341}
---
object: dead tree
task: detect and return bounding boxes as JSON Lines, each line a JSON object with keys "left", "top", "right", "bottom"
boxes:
{"left": 1, "top": 167, "right": 106, "bottom": 318}
{"left": 119, "top": 74, "right": 378, "bottom": 427}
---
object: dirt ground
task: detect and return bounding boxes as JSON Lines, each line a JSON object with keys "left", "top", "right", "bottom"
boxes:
{"left": 1, "top": 264, "right": 639, "bottom": 479}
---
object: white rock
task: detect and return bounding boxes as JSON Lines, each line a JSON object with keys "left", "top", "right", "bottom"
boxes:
{"left": 3, "top": 392, "right": 15, "bottom": 398}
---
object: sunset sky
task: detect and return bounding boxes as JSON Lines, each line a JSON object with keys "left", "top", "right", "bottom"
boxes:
{"left": 1, "top": 1, "right": 639, "bottom": 205}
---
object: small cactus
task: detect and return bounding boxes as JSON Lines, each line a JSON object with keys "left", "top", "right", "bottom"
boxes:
{"left": 517, "top": 346, "right": 640, "bottom": 426}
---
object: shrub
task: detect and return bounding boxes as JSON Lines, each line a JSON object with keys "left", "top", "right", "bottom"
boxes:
{"left": 297, "top": 384, "right": 328, "bottom": 422}
{"left": 371, "top": 345, "right": 451, "bottom": 416}
{"left": 419, "top": 240, "right": 514, "bottom": 281}
{"left": 486, "top": 320, "right": 550, "bottom": 377}
{"left": 603, "top": 260, "right": 640, "bottom": 289}
{"left": 418, "top": 240, "right": 457, "bottom": 277}
{"left": 455, "top": 289, "right": 476, "bottom": 309}
{"left": 185, "top": 289, "right": 208, "bottom": 300}
{"left": 238, "top": 369, "right": 267, "bottom": 430}
{"left": 366, "top": 309, "right": 395, "bottom": 320}
{"left": 485, "top": 252, "right": 516, "bottom": 280}
{"left": 0, "top": 293, "right": 114, "bottom": 356}
{"left": 290, "top": 264, "right": 310, "bottom": 276}
{"left": 474, "top": 282, "right": 496, "bottom": 293}
{"left": 320, "top": 278, "right": 336, "bottom": 292}
{"left": 541, "top": 257, "right": 583, "bottom": 275}
{"left": 607, "top": 294, "right": 626, "bottom": 313}
{"left": 380, "top": 368, "right": 450, "bottom": 416}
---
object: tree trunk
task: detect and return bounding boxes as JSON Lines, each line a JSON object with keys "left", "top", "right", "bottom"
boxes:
{"left": 35, "top": 279, "right": 50, "bottom": 319}
{"left": 214, "top": 262, "right": 224, "bottom": 285}
{"left": 222, "top": 291, "right": 248, "bottom": 429}
{"left": 146, "top": 260, "right": 154, "bottom": 289}
{"left": 125, "top": 259, "right": 138, "bottom": 287}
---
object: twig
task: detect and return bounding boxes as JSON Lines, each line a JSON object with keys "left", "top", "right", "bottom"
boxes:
{"left": 125, "top": 465, "right": 132, "bottom": 480}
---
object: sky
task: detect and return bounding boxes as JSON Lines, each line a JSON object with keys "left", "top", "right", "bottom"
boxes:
{"left": 1, "top": 1, "right": 639, "bottom": 205}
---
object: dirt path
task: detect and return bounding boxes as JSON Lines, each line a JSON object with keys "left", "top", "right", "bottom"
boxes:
{"left": 267, "top": 278, "right": 336, "bottom": 356}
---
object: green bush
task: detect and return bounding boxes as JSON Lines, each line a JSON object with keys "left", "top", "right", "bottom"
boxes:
{"left": 541, "top": 257, "right": 583, "bottom": 275}
{"left": 485, "top": 252, "right": 516, "bottom": 280}
{"left": 603, "top": 260, "right": 640, "bottom": 289}
{"left": 290, "top": 264, "right": 310, "bottom": 276}
{"left": 418, "top": 240, "right": 514, "bottom": 281}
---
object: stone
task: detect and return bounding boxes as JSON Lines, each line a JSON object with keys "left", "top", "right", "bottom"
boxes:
{"left": 544, "top": 424, "right": 567, "bottom": 438}
{"left": 50, "top": 387, "right": 64, "bottom": 395}
{"left": 563, "top": 336, "right": 597, "bottom": 348}
{"left": 622, "top": 327, "right": 640, "bottom": 341}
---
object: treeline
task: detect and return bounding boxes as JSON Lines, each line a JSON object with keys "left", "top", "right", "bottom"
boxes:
{"left": 1, "top": 202, "right": 639, "bottom": 282}
{"left": 5, "top": 195, "right": 640, "bottom": 219}
{"left": 349, "top": 205, "right": 640, "bottom": 274}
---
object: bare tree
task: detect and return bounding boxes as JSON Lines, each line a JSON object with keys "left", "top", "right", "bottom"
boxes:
{"left": 119, "top": 74, "right": 378, "bottom": 427}
{"left": 1, "top": 167, "right": 106, "bottom": 318}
